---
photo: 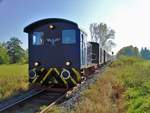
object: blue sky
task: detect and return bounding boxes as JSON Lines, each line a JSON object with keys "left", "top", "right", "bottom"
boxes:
{"left": 0, "top": 0, "right": 149, "bottom": 52}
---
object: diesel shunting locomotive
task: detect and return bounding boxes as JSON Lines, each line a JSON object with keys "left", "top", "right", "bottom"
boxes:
{"left": 24, "top": 18, "right": 112, "bottom": 88}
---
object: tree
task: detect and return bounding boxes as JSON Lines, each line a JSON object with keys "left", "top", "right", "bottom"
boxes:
{"left": 90, "top": 23, "right": 99, "bottom": 42}
{"left": 117, "top": 45, "right": 140, "bottom": 57}
{"left": 140, "top": 47, "right": 150, "bottom": 60}
{"left": 5, "top": 37, "right": 25, "bottom": 63}
{"left": 21, "top": 49, "right": 28, "bottom": 64}
{"left": 0, "top": 43, "right": 9, "bottom": 64}
{"left": 89, "top": 23, "right": 115, "bottom": 51}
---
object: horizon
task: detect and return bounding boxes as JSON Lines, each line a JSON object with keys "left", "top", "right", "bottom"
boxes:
{"left": 0, "top": 0, "right": 150, "bottom": 53}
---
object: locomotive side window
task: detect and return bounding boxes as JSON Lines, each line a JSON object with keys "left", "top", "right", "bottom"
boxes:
{"left": 80, "top": 32, "right": 86, "bottom": 66}
{"left": 62, "top": 30, "right": 76, "bottom": 44}
{"left": 32, "top": 32, "right": 44, "bottom": 45}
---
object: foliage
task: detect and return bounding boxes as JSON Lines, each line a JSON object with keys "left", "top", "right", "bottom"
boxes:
{"left": 90, "top": 23, "right": 115, "bottom": 51}
{"left": 110, "top": 56, "right": 150, "bottom": 113}
{"left": 20, "top": 49, "right": 28, "bottom": 64}
{"left": 0, "top": 43, "right": 10, "bottom": 64}
{"left": 4, "top": 37, "right": 27, "bottom": 64}
{"left": 117, "top": 45, "right": 140, "bottom": 57}
{"left": 0, "top": 64, "right": 28, "bottom": 100}
{"left": 140, "top": 47, "right": 150, "bottom": 60}
{"left": 117, "top": 46, "right": 150, "bottom": 61}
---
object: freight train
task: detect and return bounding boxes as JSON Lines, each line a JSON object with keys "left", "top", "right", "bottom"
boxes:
{"left": 24, "top": 18, "right": 112, "bottom": 88}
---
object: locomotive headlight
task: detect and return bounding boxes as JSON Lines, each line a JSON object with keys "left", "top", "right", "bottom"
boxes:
{"left": 65, "top": 61, "right": 71, "bottom": 66}
{"left": 34, "top": 62, "right": 40, "bottom": 67}
{"left": 49, "top": 25, "right": 55, "bottom": 29}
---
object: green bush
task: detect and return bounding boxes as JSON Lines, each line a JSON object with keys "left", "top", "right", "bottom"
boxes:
{"left": 0, "top": 44, "right": 10, "bottom": 64}
{"left": 113, "top": 56, "right": 150, "bottom": 113}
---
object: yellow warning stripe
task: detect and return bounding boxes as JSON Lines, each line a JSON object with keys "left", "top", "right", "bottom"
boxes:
{"left": 72, "top": 68, "right": 81, "bottom": 82}
{"left": 53, "top": 68, "right": 60, "bottom": 75}
{"left": 32, "top": 68, "right": 45, "bottom": 83}
{"left": 53, "top": 68, "right": 66, "bottom": 85}
{"left": 40, "top": 68, "right": 52, "bottom": 84}
{"left": 32, "top": 75, "right": 38, "bottom": 83}
{"left": 61, "top": 68, "right": 77, "bottom": 85}
{"left": 40, "top": 67, "right": 45, "bottom": 72}
{"left": 32, "top": 68, "right": 36, "bottom": 71}
{"left": 31, "top": 68, "right": 37, "bottom": 83}
{"left": 60, "top": 76, "right": 68, "bottom": 85}
{"left": 69, "top": 76, "right": 77, "bottom": 85}
{"left": 54, "top": 68, "right": 68, "bottom": 87}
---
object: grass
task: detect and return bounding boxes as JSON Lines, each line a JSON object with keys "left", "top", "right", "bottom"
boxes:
{"left": 115, "top": 57, "right": 150, "bottom": 113}
{"left": 0, "top": 64, "right": 28, "bottom": 100}
{"left": 69, "top": 67, "right": 124, "bottom": 113}
{"left": 1, "top": 57, "right": 150, "bottom": 113}
{"left": 49, "top": 56, "right": 150, "bottom": 113}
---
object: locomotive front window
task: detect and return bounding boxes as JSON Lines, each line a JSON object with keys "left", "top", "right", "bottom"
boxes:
{"left": 32, "top": 32, "right": 44, "bottom": 45}
{"left": 62, "top": 30, "right": 76, "bottom": 44}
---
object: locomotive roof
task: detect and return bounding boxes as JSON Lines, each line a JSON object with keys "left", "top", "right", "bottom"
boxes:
{"left": 24, "top": 18, "right": 78, "bottom": 33}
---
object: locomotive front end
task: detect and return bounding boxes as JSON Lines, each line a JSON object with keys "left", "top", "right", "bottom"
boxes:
{"left": 24, "top": 18, "right": 82, "bottom": 88}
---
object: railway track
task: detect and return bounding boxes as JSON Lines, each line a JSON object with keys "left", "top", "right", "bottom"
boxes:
{"left": 39, "top": 90, "right": 68, "bottom": 113}
{"left": 0, "top": 88, "right": 67, "bottom": 113}
{"left": 0, "top": 88, "right": 45, "bottom": 112}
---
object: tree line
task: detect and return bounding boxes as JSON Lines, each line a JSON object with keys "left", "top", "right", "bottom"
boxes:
{"left": 117, "top": 45, "right": 150, "bottom": 60}
{"left": 0, "top": 37, "right": 28, "bottom": 64}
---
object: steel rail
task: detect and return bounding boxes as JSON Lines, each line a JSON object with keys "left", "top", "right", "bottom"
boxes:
{"left": 0, "top": 89, "right": 45, "bottom": 112}
{"left": 40, "top": 93, "right": 66, "bottom": 113}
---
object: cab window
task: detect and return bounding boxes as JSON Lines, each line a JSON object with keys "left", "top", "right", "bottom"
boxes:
{"left": 32, "top": 32, "right": 44, "bottom": 45}
{"left": 62, "top": 30, "right": 76, "bottom": 44}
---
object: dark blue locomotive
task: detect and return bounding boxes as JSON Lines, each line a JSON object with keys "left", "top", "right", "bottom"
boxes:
{"left": 24, "top": 18, "right": 111, "bottom": 88}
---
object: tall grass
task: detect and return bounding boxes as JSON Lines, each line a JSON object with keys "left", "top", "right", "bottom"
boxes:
{"left": 0, "top": 64, "right": 28, "bottom": 100}
{"left": 114, "top": 57, "right": 150, "bottom": 113}
{"left": 50, "top": 56, "right": 150, "bottom": 113}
